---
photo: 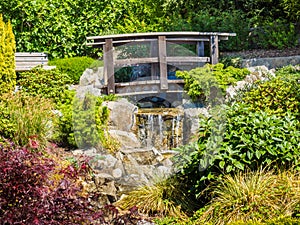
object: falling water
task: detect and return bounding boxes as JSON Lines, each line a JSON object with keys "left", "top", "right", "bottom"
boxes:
{"left": 135, "top": 108, "right": 183, "bottom": 150}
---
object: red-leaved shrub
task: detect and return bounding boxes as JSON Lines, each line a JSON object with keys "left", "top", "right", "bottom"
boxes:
{"left": 0, "top": 140, "right": 102, "bottom": 224}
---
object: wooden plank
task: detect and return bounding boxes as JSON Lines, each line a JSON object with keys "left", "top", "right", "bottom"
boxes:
{"left": 158, "top": 36, "right": 168, "bottom": 90}
{"left": 87, "top": 32, "right": 236, "bottom": 42}
{"left": 166, "top": 56, "right": 209, "bottom": 63}
{"left": 16, "top": 62, "right": 47, "bottom": 66}
{"left": 15, "top": 52, "right": 47, "bottom": 57}
{"left": 16, "top": 65, "right": 56, "bottom": 72}
{"left": 87, "top": 38, "right": 157, "bottom": 46}
{"left": 167, "top": 37, "right": 209, "bottom": 42}
{"left": 104, "top": 39, "right": 115, "bottom": 94}
{"left": 210, "top": 35, "right": 219, "bottom": 64}
{"left": 15, "top": 58, "right": 48, "bottom": 62}
{"left": 115, "top": 57, "right": 158, "bottom": 65}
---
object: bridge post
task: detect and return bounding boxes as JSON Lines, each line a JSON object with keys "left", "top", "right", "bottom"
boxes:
{"left": 158, "top": 36, "right": 168, "bottom": 90}
{"left": 150, "top": 40, "right": 159, "bottom": 80}
{"left": 104, "top": 38, "right": 115, "bottom": 94}
{"left": 210, "top": 35, "right": 219, "bottom": 64}
{"left": 197, "top": 41, "right": 205, "bottom": 57}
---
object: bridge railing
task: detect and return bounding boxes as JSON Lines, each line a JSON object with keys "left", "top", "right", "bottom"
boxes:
{"left": 86, "top": 32, "right": 236, "bottom": 94}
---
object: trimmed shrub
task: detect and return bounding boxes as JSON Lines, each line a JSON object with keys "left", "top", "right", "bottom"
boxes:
{"left": 17, "top": 67, "right": 73, "bottom": 105}
{"left": 49, "top": 57, "right": 99, "bottom": 84}
{"left": 0, "top": 14, "right": 16, "bottom": 94}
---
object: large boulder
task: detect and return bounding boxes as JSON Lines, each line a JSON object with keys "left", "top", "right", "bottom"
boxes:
{"left": 79, "top": 67, "right": 104, "bottom": 87}
{"left": 104, "top": 98, "right": 138, "bottom": 132}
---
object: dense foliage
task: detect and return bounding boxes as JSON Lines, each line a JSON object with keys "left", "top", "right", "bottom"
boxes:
{"left": 0, "top": 0, "right": 298, "bottom": 57}
{"left": 0, "top": 14, "right": 16, "bottom": 93}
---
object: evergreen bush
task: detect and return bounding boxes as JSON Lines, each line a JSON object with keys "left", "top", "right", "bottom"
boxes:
{"left": 0, "top": 14, "right": 16, "bottom": 94}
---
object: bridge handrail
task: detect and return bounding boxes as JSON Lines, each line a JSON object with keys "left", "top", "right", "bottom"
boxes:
{"left": 86, "top": 31, "right": 236, "bottom": 94}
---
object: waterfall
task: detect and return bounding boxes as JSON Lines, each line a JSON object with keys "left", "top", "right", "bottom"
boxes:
{"left": 136, "top": 108, "right": 183, "bottom": 150}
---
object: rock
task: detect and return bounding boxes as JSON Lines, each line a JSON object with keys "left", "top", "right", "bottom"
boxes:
{"left": 112, "top": 168, "right": 123, "bottom": 178}
{"left": 94, "top": 154, "right": 118, "bottom": 171}
{"left": 183, "top": 107, "right": 209, "bottom": 144}
{"left": 104, "top": 98, "right": 138, "bottom": 131}
{"left": 121, "top": 148, "right": 158, "bottom": 165}
{"left": 226, "top": 66, "right": 274, "bottom": 99}
{"left": 79, "top": 67, "right": 104, "bottom": 86}
{"left": 76, "top": 85, "right": 102, "bottom": 99}
{"left": 109, "top": 130, "right": 141, "bottom": 149}
{"left": 93, "top": 173, "right": 117, "bottom": 200}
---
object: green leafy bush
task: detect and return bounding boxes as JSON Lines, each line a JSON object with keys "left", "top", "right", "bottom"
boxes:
{"left": 174, "top": 65, "right": 300, "bottom": 200}
{"left": 249, "top": 19, "right": 298, "bottom": 49}
{"left": 49, "top": 57, "right": 99, "bottom": 84}
{"left": 0, "top": 14, "right": 16, "bottom": 94}
{"left": 176, "top": 64, "right": 249, "bottom": 102}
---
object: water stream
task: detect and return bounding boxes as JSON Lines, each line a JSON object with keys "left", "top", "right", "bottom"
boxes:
{"left": 135, "top": 108, "right": 183, "bottom": 150}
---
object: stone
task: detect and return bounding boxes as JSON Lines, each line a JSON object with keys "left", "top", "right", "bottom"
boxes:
{"left": 112, "top": 168, "right": 123, "bottom": 178}
{"left": 183, "top": 107, "right": 209, "bottom": 144}
{"left": 108, "top": 130, "right": 141, "bottom": 149}
{"left": 121, "top": 148, "right": 157, "bottom": 165}
{"left": 95, "top": 154, "right": 118, "bottom": 170}
{"left": 241, "top": 55, "right": 300, "bottom": 69}
{"left": 104, "top": 98, "right": 138, "bottom": 131}
{"left": 79, "top": 67, "right": 104, "bottom": 86}
{"left": 76, "top": 85, "right": 102, "bottom": 99}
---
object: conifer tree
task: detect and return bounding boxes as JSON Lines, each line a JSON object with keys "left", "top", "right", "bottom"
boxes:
{"left": 0, "top": 14, "right": 16, "bottom": 93}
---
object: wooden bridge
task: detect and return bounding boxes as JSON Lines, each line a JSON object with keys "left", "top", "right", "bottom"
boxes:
{"left": 86, "top": 32, "right": 236, "bottom": 97}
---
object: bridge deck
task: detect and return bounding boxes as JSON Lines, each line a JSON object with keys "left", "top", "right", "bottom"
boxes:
{"left": 86, "top": 32, "right": 236, "bottom": 95}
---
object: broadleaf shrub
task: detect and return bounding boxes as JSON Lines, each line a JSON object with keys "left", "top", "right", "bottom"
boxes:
{"left": 176, "top": 64, "right": 249, "bottom": 102}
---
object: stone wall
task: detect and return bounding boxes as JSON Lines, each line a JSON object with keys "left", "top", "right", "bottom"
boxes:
{"left": 241, "top": 55, "right": 300, "bottom": 69}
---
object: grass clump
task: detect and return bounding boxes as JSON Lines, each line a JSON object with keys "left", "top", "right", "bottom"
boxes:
{"left": 195, "top": 169, "right": 300, "bottom": 225}
{"left": 0, "top": 92, "right": 54, "bottom": 148}
{"left": 116, "top": 177, "right": 193, "bottom": 218}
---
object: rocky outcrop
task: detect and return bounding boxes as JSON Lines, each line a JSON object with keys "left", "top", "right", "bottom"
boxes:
{"left": 73, "top": 147, "right": 174, "bottom": 200}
